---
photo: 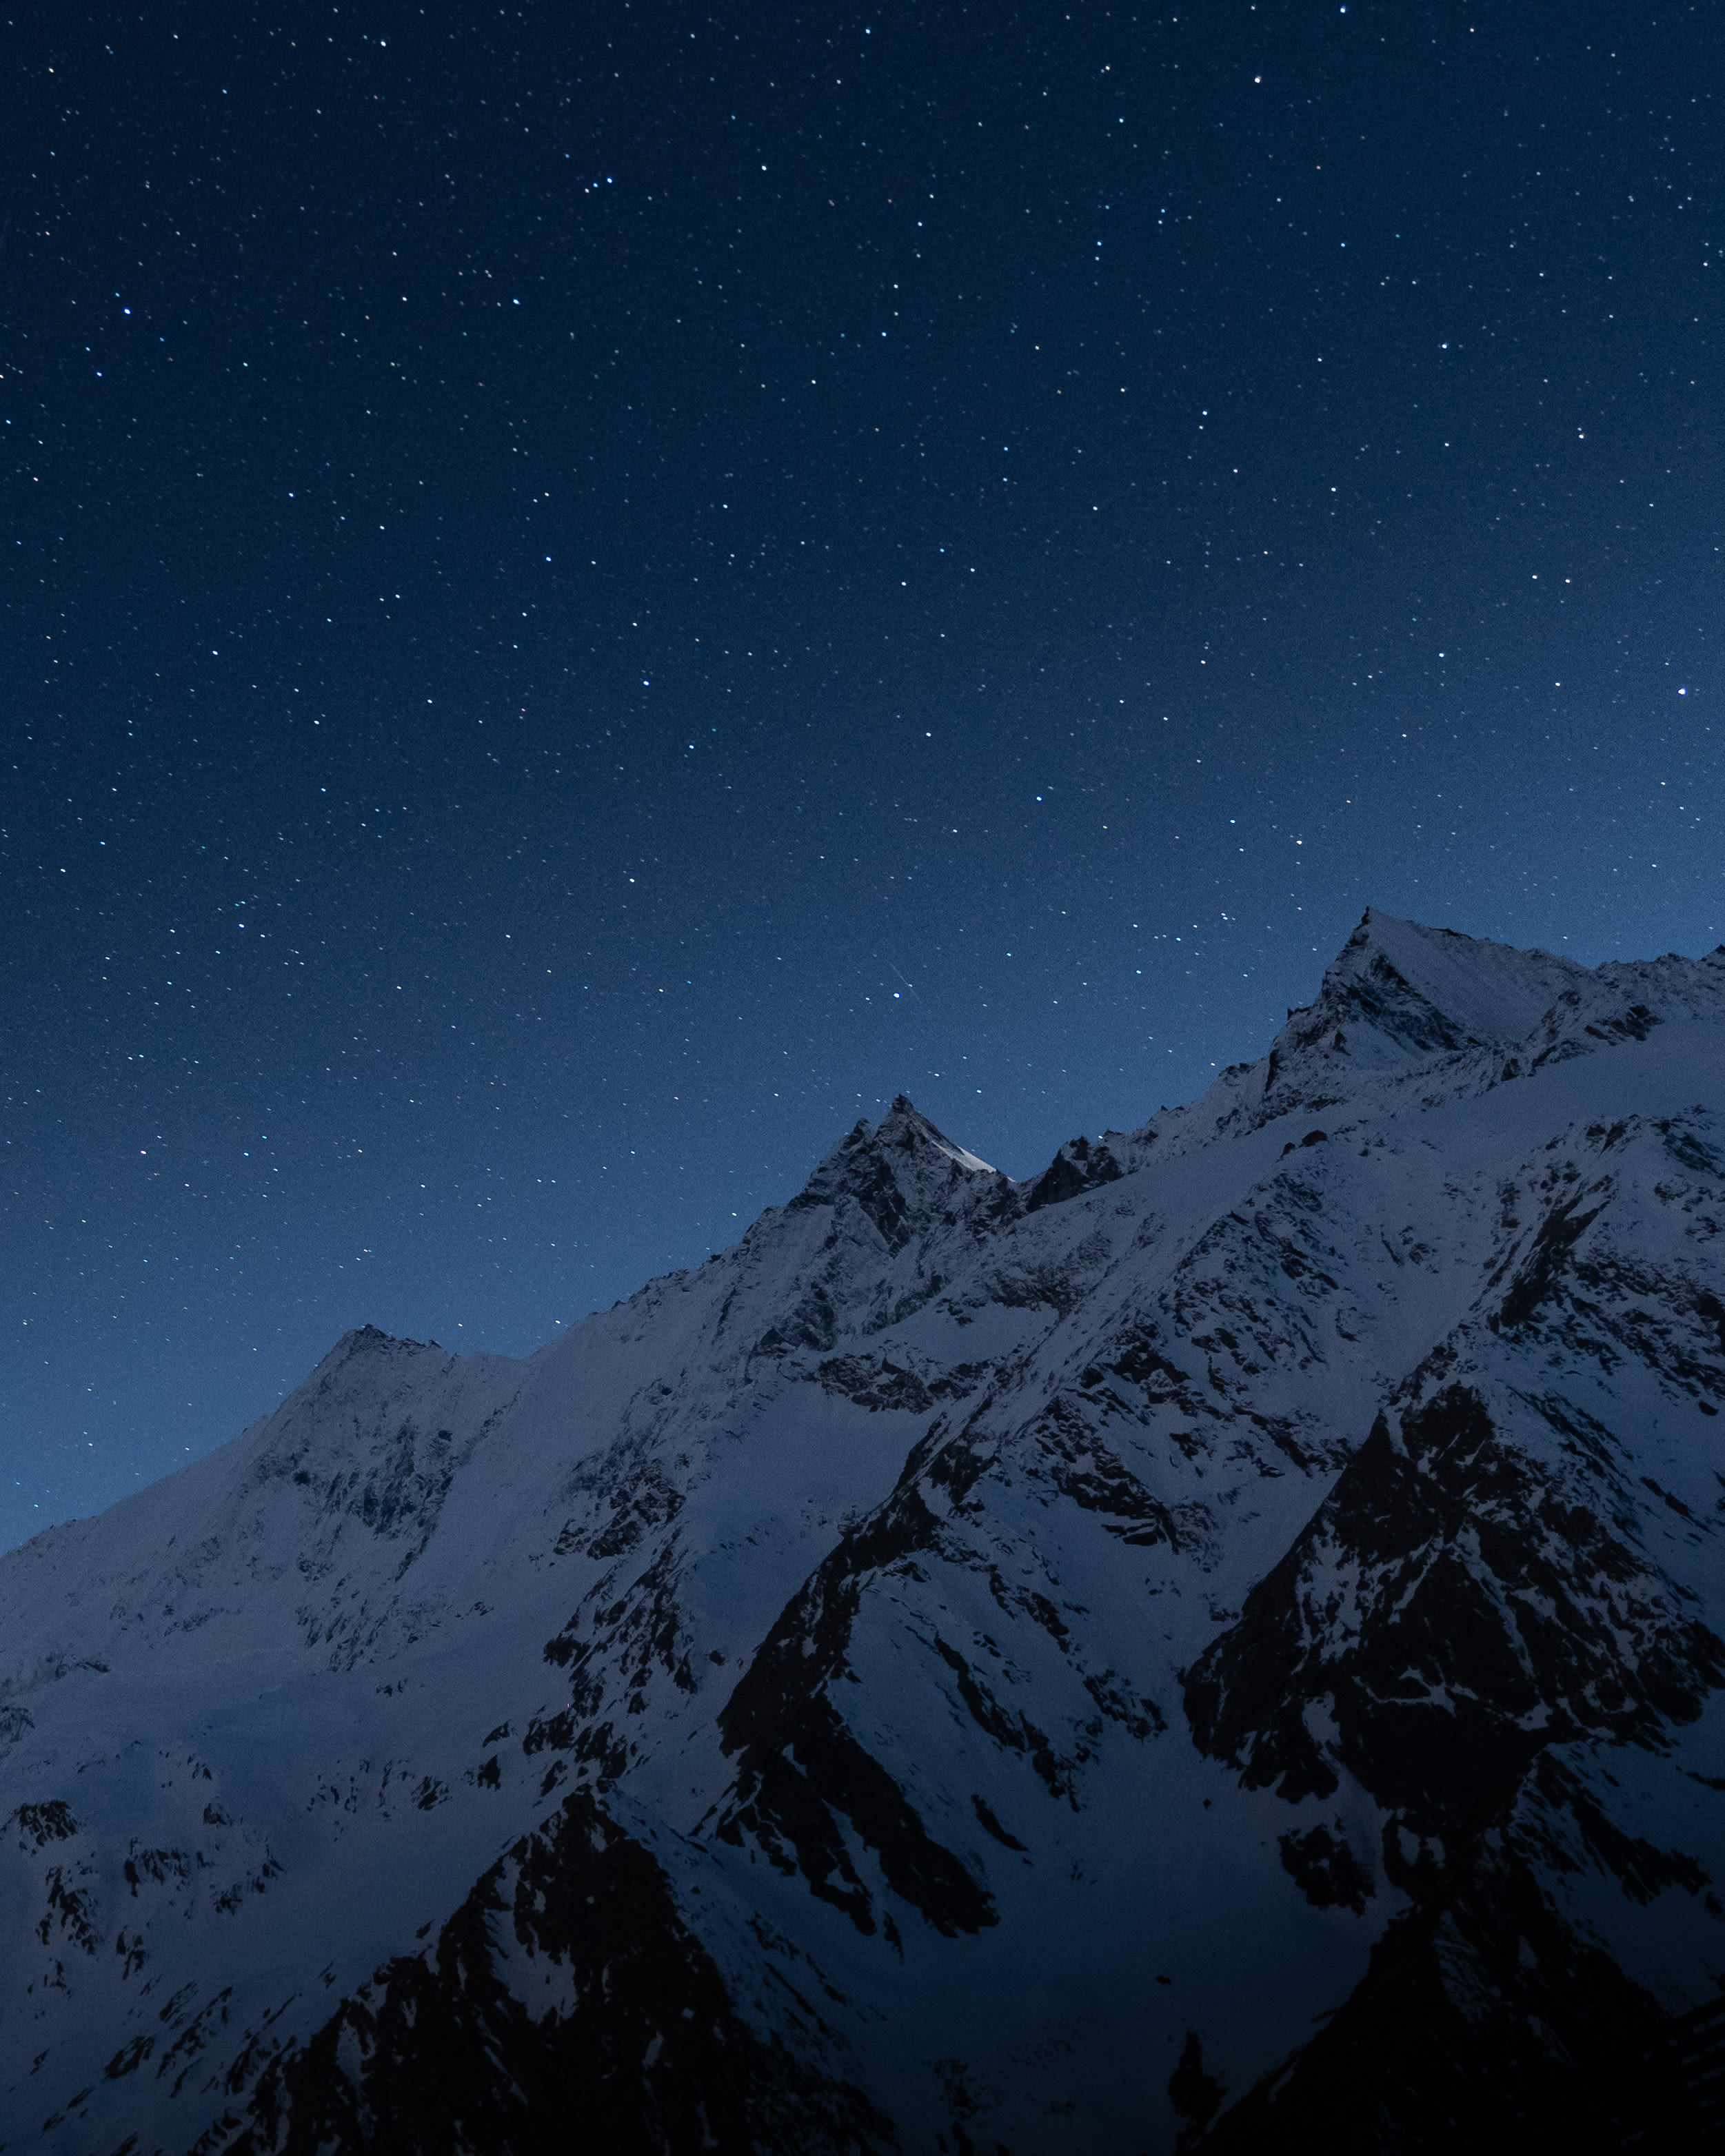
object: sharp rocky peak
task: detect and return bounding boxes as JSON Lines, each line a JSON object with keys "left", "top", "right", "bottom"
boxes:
{"left": 1259, "top": 911, "right": 1725, "bottom": 1115}
{"left": 790, "top": 1094, "right": 1008, "bottom": 1254}
{"left": 1282, "top": 909, "right": 1587, "bottom": 1070}
{"left": 316, "top": 1322, "right": 447, "bottom": 1375}
{"left": 1120, "top": 911, "right": 1725, "bottom": 1168}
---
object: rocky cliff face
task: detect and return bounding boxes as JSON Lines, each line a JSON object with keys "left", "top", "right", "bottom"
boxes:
{"left": 4, "top": 912, "right": 1725, "bottom": 2154}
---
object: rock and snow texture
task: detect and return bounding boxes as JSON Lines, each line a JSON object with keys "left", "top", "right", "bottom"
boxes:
{"left": 3, "top": 910, "right": 1725, "bottom": 2153}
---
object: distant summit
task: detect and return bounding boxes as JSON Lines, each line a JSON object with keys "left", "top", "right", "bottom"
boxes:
{"left": 1129, "top": 908, "right": 1725, "bottom": 1163}
{"left": 1292, "top": 906, "right": 1588, "bottom": 1052}
{"left": 4, "top": 917, "right": 1724, "bottom": 2153}
{"left": 790, "top": 1092, "right": 1007, "bottom": 1253}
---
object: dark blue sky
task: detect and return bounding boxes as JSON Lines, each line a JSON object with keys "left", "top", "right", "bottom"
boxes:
{"left": 3, "top": 0, "right": 1719, "bottom": 1550}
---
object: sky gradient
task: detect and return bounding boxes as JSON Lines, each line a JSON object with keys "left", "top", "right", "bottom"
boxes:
{"left": 3, "top": 0, "right": 1720, "bottom": 1550}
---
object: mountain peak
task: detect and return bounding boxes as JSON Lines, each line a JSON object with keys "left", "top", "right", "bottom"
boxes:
{"left": 325, "top": 1323, "right": 445, "bottom": 1365}
{"left": 1260, "top": 911, "right": 1589, "bottom": 1100}
{"left": 791, "top": 1095, "right": 1004, "bottom": 1253}
{"left": 6, "top": 917, "right": 1725, "bottom": 2153}
{"left": 1326, "top": 909, "right": 1586, "bottom": 1051}
{"left": 874, "top": 1093, "right": 998, "bottom": 1175}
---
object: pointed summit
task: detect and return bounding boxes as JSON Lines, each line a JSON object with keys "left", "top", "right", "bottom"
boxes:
{"left": 1132, "top": 911, "right": 1725, "bottom": 1162}
{"left": 791, "top": 1095, "right": 1007, "bottom": 1253}
{"left": 319, "top": 1323, "right": 447, "bottom": 1374}
{"left": 1261, "top": 911, "right": 1589, "bottom": 1098}
{"left": 873, "top": 1093, "right": 998, "bottom": 1175}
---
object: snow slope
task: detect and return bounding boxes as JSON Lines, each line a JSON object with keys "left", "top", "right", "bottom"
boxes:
{"left": 3, "top": 913, "right": 1724, "bottom": 2153}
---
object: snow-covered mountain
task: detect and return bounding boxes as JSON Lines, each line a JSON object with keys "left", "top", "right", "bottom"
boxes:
{"left": 5, "top": 910, "right": 1725, "bottom": 2153}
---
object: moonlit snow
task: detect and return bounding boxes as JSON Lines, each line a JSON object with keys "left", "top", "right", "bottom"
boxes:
{"left": 4, "top": 911, "right": 1724, "bottom": 2150}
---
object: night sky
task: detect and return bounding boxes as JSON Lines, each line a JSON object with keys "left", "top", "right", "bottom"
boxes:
{"left": 3, "top": 1, "right": 1719, "bottom": 1551}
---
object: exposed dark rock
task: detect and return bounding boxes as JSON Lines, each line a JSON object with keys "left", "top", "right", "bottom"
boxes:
{"left": 1032, "top": 1396, "right": 1182, "bottom": 1547}
{"left": 751, "top": 1282, "right": 840, "bottom": 1360}
{"left": 1184, "top": 1386, "right": 1725, "bottom": 1827}
{"left": 1491, "top": 1184, "right": 1609, "bottom": 1332}
{"left": 1168, "top": 2031, "right": 1224, "bottom": 2149}
{"left": 1022, "top": 1133, "right": 1124, "bottom": 1213}
{"left": 814, "top": 1354, "right": 978, "bottom": 1413}
{"left": 1189, "top": 1370, "right": 1725, "bottom": 2150}
{"left": 1205, "top": 1842, "right": 1703, "bottom": 2155}
{"left": 713, "top": 1454, "right": 999, "bottom": 1938}
{"left": 226, "top": 1790, "right": 892, "bottom": 2155}
{"left": 1278, "top": 1824, "right": 1375, "bottom": 1915}
{"left": 9, "top": 1799, "right": 78, "bottom": 1849}
{"left": 553, "top": 1452, "right": 685, "bottom": 1560}
{"left": 969, "top": 1794, "right": 1027, "bottom": 1851}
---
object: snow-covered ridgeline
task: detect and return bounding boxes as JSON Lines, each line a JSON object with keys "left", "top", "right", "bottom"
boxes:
{"left": 3, "top": 911, "right": 1724, "bottom": 2153}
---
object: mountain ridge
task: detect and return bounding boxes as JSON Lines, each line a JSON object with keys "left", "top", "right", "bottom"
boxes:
{"left": 4, "top": 911, "right": 1724, "bottom": 2152}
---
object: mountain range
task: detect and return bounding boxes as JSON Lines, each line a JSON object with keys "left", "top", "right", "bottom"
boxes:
{"left": 5, "top": 908, "right": 1724, "bottom": 2153}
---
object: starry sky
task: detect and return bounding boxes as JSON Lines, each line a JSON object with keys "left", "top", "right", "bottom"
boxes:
{"left": 3, "top": 0, "right": 1719, "bottom": 1549}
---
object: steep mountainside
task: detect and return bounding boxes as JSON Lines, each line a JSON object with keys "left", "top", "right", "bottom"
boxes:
{"left": 4, "top": 910, "right": 1725, "bottom": 2153}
